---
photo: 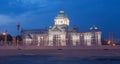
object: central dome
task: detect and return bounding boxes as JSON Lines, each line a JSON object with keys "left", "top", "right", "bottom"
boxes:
{"left": 54, "top": 10, "right": 69, "bottom": 26}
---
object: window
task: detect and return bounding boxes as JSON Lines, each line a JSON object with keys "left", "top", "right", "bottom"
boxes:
{"left": 53, "top": 35, "right": 61, "bottom": 46}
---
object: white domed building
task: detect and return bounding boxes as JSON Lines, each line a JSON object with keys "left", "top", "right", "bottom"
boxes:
{"left": 21, "top": 11, "right": 102, "bottom": 46}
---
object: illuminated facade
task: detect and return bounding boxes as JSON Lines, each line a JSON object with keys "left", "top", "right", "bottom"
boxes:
{"left": 21, "top": 11, "right": 102, "bottom": 46}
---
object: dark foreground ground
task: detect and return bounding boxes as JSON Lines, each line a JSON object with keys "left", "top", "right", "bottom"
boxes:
{"left": 0, "top": 45, "right": 120, "bottom": 56}
{"left": 0, "top": 49, "right": 120, "bottom": 57}
{"left": 0, "top": 52, "right": 120, "bottom": 64}
{"left": 0, "top": 46, "right": 120, "bottom": 64}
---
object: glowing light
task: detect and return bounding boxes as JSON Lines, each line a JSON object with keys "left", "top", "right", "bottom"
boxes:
{"left": 107, "top": 40, "right": 111, "bottom": 45}
{"left": 40, "top": 36, "right": 44, "bottom": 39}
{"left": 2, "top": 32, "right": 7, "bottom": 35}
{"left": 112, "top": 44, "right": 116, "bottom": 46}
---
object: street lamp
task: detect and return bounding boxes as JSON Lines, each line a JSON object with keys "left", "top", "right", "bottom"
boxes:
{"left": 41, "top": 36, "right": 44, "bottom": 46}
{"left": 107, "top": 40, "right": 111, "bottom": 45}
{"left": 16, "top": 23, "right": 20, "bottom": 46}
{"left": 112, "top": 43, "right": 116, "bottom": 46}
{"left": 2, "top": 32, "right": 7, "bottom": 45}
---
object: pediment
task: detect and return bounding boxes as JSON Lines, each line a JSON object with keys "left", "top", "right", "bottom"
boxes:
{"left": 52, "top": 26, "right": 62, "bottom": 32}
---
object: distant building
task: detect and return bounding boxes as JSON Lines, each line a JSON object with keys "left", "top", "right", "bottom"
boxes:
{"left": 21, "top": 11, "right": 101, "bottom": 46}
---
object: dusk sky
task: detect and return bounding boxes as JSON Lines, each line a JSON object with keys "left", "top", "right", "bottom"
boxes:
{"left": 0, "top": 0, "right": 120, "bottom": 39}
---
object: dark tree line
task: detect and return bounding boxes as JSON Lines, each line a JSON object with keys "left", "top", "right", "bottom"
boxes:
{"left": 0, "top": 34, "right": 13, "bottom": 41}
{"left": 16, "top": 35, "right": 22, "bottom": 41}
{"left": 101, "top": 38, "right": 108, "bottom": 45}
{"left": 0, "top": 34, "right": 22, "bottom": 42}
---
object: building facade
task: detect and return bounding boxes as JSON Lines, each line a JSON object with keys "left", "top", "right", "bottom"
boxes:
{"left": 21, "top": 11, "right": 102, "bottom": 46}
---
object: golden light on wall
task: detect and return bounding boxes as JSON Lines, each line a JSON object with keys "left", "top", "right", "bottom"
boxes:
{"left": 40, "top": 36, "right": 44, "bottom": 39}
{"left": 64, "top": 19, "right": 67, "bottom": 24}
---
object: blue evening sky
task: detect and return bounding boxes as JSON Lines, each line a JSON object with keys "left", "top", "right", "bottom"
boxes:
{"left": 0, "top": 0, "right": 120, "bottom": 39}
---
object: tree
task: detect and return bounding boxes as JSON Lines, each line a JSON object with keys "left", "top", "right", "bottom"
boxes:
{"left": 16, "top": 35, "right": 22, "bottom": 41}
{"left": 16, "top": 35, "right": 22, "bottom": 45}
{"left": 0, "top": 34, "right": 13, "bottom": 45}
{"left": 101, "top": 38, "right": 107, "bottom": 45}
{"left": 0, "top": 34, "right": 13, "bottom": 41}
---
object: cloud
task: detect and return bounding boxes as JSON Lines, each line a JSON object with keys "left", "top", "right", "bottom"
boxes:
{"left": 0, "top": 15, "right": 16, "bottom": 25}
{"left": 17, "top": 0, "right": 48, "bottom": 8}
{"left": 0, "top": 12, "right": 30, "bottom": 26}
{"left": 0, "top": 9, "right": 50, "bottom": 26}
{"left": 0, "top": 11, "right": 36, "bottom": 35}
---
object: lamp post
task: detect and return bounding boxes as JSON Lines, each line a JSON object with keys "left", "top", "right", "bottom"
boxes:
{"left": 41, "top": 36, "right": 44, "bottom": 46}
{"left": 2, "top": 32, "right": 7, "bottom": 46}
{"left": 16, "top": 23, "right": 21, "bottom": 50}
{"left": 16, "top": 23, "right": 20, "bottom": 46}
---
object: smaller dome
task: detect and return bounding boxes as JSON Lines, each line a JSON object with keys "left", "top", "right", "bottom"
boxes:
{"left": 89, "top": 25, "right": 100, "bottom": 31}
{"left": 49, "top": 26, "right": 52, "bottom": 29}
{"left": 54, "top": 10, "right": 69, "bottom": 26}
{"left": 90, "top": 25, "right": 98, "bottom": 30}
